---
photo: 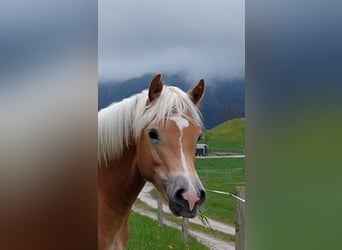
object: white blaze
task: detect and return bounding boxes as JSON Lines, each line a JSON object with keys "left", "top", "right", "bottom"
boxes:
{"left": 169, "top": 116, "right": 189, "bottom": 174}
{"left": 169, "top": 115, "right": 189, "bottom": 131}
{"left": 169, "top": 116, "right": 199, "bottom": 210}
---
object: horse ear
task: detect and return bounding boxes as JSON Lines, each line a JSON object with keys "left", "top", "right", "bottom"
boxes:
{"left": 148, "top": 73, "right": 163, "bottom": 102}
{"left": 188, "top": 79, "right": 205, "bottom": 105}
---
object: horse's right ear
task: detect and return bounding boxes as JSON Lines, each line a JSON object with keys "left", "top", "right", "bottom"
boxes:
{"left": 148, "top": 73, "right": 163, "bottom": 102}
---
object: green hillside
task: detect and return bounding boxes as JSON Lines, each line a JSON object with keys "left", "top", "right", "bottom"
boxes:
{"left": 200, "top": 118, "right": 245, "bottom": 153}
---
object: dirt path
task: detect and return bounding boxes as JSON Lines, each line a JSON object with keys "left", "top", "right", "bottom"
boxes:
{"left": 134, "top": 183, "right": 235, "bottom": 250}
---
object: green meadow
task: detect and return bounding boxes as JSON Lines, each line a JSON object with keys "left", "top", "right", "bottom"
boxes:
{"left": 126, "top": 212, "right": 209, "bottom": 250}
{"left": 196, "top": 157, "right": 245, "bottom": 224}
{"left": 201, "top": 118, "right": 245, "bottom": 153}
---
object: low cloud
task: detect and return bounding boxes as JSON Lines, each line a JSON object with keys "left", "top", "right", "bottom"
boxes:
{"left": 99, "top": 0, "right": 244, "bottom": 83}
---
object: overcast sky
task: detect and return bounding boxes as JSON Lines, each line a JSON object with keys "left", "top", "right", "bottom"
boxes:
{"left": 99, "top": 0, "right": 244, "bottom": 83}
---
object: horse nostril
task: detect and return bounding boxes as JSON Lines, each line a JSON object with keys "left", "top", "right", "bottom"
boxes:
{"left": 199, "top": 189, "right": 206, "bottom": 203}
{"left": 175, "top": 189, "right": 185, "bottom": 200}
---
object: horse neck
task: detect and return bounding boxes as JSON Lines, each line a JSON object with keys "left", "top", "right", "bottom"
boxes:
{"left": 98, "top": 145, "right": 145, "bottom": 249}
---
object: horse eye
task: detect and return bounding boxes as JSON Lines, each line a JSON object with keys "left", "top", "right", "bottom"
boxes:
{"left": 148, "top": 129, "right": 159, "bottom": 140}
{"left": 197, "top": 134, "right": 202, "bottom": 142}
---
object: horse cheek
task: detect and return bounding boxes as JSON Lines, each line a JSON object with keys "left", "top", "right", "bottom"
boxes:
{"left": 137, "top": 140, "right": 154, "bottom": 181}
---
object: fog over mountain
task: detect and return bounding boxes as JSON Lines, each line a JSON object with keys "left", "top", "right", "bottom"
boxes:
{"left": 99, "top": 0, "right": 244, "bottom": 83}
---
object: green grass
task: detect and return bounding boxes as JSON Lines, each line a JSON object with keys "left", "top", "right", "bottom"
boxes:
{"left": 127, "top": 212, "right": 209, "bottom": 250}
{"left": 134, "top": 198, "right": 235, "bottom": 242}
{"left": 196, "top": 157, "right": 245, "bottom": 224}
{"left": 200, "top": 118, "right": 245, "bottom": 153}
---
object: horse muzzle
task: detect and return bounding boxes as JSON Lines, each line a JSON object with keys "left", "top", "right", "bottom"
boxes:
{"left": 164, "top": 175, "right": 206, "bottom": 218}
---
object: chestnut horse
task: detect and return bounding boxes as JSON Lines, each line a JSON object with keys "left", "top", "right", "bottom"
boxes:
{"left": 98, "top": 74, "right": 206, "bottom": 250}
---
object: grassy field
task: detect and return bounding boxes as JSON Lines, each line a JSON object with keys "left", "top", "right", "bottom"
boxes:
{"left": 196, "top": 157, "right": 245, "bottom": 224}
{"left": 200, "top": 118, "right": 245, "bottom": 153}
{"left": 127, "top": 212, "right": 209, "bottom": 250}
{"left": 134, "top": 198, "right": 235, "bottom": 242}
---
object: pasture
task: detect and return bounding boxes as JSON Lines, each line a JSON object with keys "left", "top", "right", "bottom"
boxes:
{"left": 127, "top": 212, "right": 209, "bottom": 250}
{"left": 201, "top": 118, "right": 245, "bottom": 153}
{"left": 196, "top": 157, "right": 245, "bottom": 224}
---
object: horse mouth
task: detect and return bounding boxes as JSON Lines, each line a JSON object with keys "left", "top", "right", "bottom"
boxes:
{"left": 168, "top": 199, "right": 200, "bottom": 218}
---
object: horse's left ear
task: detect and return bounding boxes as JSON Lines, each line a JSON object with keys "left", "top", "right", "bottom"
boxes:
{"left": 188, "top": 79, "right": 205, "bottom": 105}
{"left": 148, "top": 73, "right": 163, "bottom": 102}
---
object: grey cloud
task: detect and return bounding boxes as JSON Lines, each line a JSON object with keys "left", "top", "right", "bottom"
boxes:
{"left": 99, "top": 0, "right": 244, "bottom": 83}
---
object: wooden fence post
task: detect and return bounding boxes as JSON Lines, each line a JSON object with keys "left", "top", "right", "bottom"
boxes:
{"left": 235, "top": 187, "right": 245, "bottom": 250}
{"left": 181, "top": 217, "right": 189, "bottom": 244}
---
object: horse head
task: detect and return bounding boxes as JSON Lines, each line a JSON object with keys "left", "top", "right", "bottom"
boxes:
{"left": 137, "top": 74, "right": 206, "bottom": 218}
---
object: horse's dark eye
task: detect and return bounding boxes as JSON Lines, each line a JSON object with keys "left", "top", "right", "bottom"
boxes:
{"left": 197, "top": 134, "right": 202, "bottom": 142}
{"left": 148, "top": 129, "right": 159, "bottom": 140}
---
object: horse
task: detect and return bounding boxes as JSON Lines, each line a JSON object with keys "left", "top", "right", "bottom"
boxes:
{"left": 98, "top": 74, "right": 206, "bottom": 250}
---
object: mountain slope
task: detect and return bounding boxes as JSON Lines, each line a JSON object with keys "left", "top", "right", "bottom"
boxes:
{"left": 98, "top": 73, "right": 244, "bottom": 129}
